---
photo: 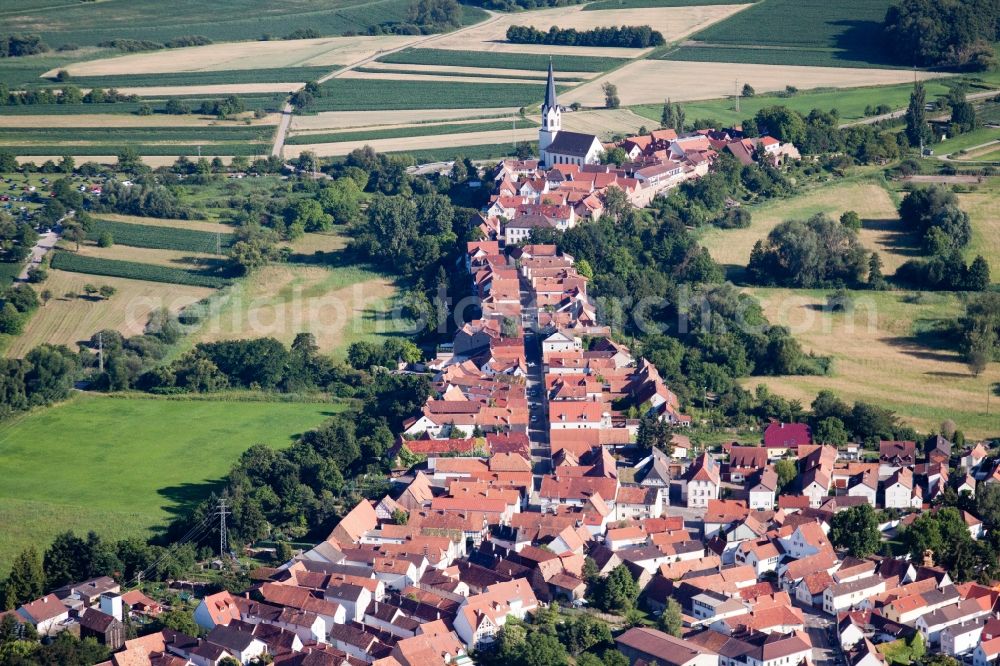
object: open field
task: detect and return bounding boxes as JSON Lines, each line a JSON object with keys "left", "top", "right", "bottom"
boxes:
{"left": 94, "top": 214, "right": 236, "bottom": 234}
{"left": 56, "top": 35, "right": 423, "bottom": 77}
{"left": 6, "top": 269, "right": 214, "bottom": 357}
{"left": 112, "top": 83, "right": 303, "bottom": 96}
{"left": 376, "top": 49, "right": 627, "bottom": 73}
{"left": 0, "top": 393, "right": 342, "bottom": 571}
{"left": 286, "top": 119, "right": 536, "bottom": 145}
{"left": 632, "top": 79, "right": 959, "bottom": 127}
{"left": 16, "top": 155, "right": 214, "bottom": 168}
{"left": 587, "top": 0, "right": 755, "bottom": 8}
{"left": 958, "top": 180, "right": 1000, "bottom": 276}
{"left": 563, "top": 59, "right": 942, "bottom": 107}
{"left": 0, "top": 126, "right": 273, "bottom": 145}
{"left": 557, "top": 108, "right": 653, "bottom": 137}
{"left": 699, "top": 180, "right": 910, "bottom": 276}
{"left": 336, "top": 70, "right": 544, "bottom": 85}
{"left": 57, "top": 67, "right": 334, "bottom": 89}
{"left": 745, "top": 288, "right": 1000, "bottom": 439}
{"left": 936, "top": 127, "right": 1000, "bottom": 155}
{"left": 51, "top": 251, "right": 233, "bottom": 287}
{"left": 288, "top": 127, "right": 538, "bottom": 158}
{"left": 427, "top": 4, "right": 748, "bottom": 55}
{"left": 4, "top": 144, "right": 271, "bottom": 157}
{"left": 311, "top": 79, "right": 553, "bottom": 111}
{"left": 0, "top": 114, "right": 280, "bottom": 128}
{"left": 86, "top": 218, "right": 235, "bottom": 253}
{"left": 0, "top": 94, "right": 284, "bottom": 116}
{"left": 2, "top": 0, "right": 425, "bottom": 47}
{"left": 290, "top": 107, "right": 519, "bottom": 131}
{"left": 683, "top": 0, "right": 898, "bottom": 68}
{"left": 74, "top": 244, "right": 222, "bottom": 271}
{"left": 187, "top": 263, "right": 409, "bottom": 356}
{"left": 355, "top": 64, "right": 576, "bottom": 81}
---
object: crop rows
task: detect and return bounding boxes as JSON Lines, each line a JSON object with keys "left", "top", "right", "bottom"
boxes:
{"left": 86, "top": 219, "right": 235, "bottom": 254}
{"left": 51, "top": 251, "right": 231, "bottom": 288}
{"left": 313, "top": 79, "right": 554, "bottom": 111}
{"left": 0, "top": 126, "right": 273, "bottom": 144}
{"left": 287, "top": 118, "right": 537, "bottom": 145}
{"left": 4, "top": 0, "right": 415, "bottom": 47}
{"left": 65, "top": 66, "right": 334, "bottom": 89}
{"left": 3, "top": 143, "right": 271, "bottom": 156}
{"left": 660, "top": 45, "right": 906, "bottom": 69}
{"left": 376, "top": 49, "right": 625, "bottom": 73}
{"left": 0, "top": 94, "right": 282, "bottom": 116}
{"left": 694, "top": 0, "right": 893, "bottom": 49}
{"left": 386, "top": 143, "right": 523, "bottom": 163}
{"left": 353, "top": 66, "right": 584, "bottom": 82}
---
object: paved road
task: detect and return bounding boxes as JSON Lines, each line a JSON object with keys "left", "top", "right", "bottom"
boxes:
{"left": 18, "top": 229, "right": 59, "bottom": 281}
{"left": 270, "top": 103, "right": 294, "bottom": 157}
{"left": 795, "top": 600, "right": 839, "bottom": 666}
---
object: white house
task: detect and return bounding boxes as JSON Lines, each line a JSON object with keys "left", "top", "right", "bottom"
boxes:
{"left": 193, "top": 591, "right": 241, "bottom": 631}
{"left": 683, "top": 452, "right": 721, "bottom": 508}
{"left": 883, "top": 468, "right": 921, "bottom": 510}
{"left": 974, "top": 636, "right": 1000, "bottom": 666}
{"left": 916, "top": 599, "right": 990, "bottom": 646}
{"left": 16, "top": 595, "right": 69, "bottom": 636}
{"left": 823, "top": 576, "right": 886, "bottom": 615}
{"left": 748, "top": 468, "right": 778, "bottom": 511}
{"left": 542, "top": 330, "right": 582, "bottom": 355}
{"left": 453, "top": 579, "right": 538, "bottom": 650}
{"left": 325, "top": 583, "right": 372, "bottom": 623}
{"left": 940, "top": 618, "right": 985, "bottom": 657}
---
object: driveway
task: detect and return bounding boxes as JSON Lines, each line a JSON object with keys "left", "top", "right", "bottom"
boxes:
{"left": 18, "top": 230, "right": 59, "bottom": 280}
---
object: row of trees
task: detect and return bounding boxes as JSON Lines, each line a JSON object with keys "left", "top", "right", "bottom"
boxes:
{"left": 506, "top": 24, "right": 664, "bottom": 48}
{"left": 0, "top": 84, "right": 140, "bottom": 108}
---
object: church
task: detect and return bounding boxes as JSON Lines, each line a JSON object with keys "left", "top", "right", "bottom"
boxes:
{"left": 539, "top": 62, "right": 603, "bottom": 168}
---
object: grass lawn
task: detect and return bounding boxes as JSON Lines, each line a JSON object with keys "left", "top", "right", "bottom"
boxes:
{"left": 698, "top": 179, "right": 909, "bottom": 279}
{"left": 936, "top": 126, "right": 1000, "bottom": 155}
{"left": 0, "top": 393, "right": 345, "bottom": 570}
{"left": 744, "top": 288, "right": 1000, "bottom": 439}
{"left": 632, "top": 79, "right": 957, "bottom": 127}
{"left": 957, "top": 179, "right": 1000, "bottom": 279}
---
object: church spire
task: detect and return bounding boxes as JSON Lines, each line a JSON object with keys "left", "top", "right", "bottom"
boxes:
{"left": 544, "top": 58, "right": 557, "bottom": 111}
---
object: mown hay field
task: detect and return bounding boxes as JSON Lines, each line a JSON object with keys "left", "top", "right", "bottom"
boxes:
{"left": 563, "top": 59, "right": 942, "bottom": 107}
{"left": 5, "top": 268, "right": 215, "bottom": 357}
{"left": 698, "top": 180, "right": 909, "bottom": 277}
{"left": 744, "top": 288, "right": 1000, "bottom": 439}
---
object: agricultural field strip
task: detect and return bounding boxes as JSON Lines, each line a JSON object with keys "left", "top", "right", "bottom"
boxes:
{"left": 0, "top": 95, "right": 283, "bottom": 116}
{"left": 288, "top": 127, "right": 539, "bottom": 158}
{"left": 86, "top": 218, "right": 235, "bottom": 253}
{"left": 352, "top": 65, "right": 588, "bottom": 83}
{"left": 0, "top": 114, "right": 281, "bottom": 128}
{"left": 286, "top": 118, "right": 537, "bottom": 145}
{"left": 3, "top": 144, "right": 271, "bottom": 156}
{"left": 51, "top": 250, "right": 232, "bottom": 287}
{"left": 291, "top": 114, "right": 523, "bottom": 136}
{"left": 310, "top": 79, "right": 556, "bottom": 111}
{"left": 335, "top": 70, "right": 546, "bottom": 85}
{"left": 585, "top": 0, "right": 755, "bottom": 8}
{"left": 374, "top": 48, "right": 627, "bottom": 73}
{"left": 53, "top": 66, "right": 335, "bottom": 89}
{"left": 0, "top": 126, "right": 274, "bottom": 144}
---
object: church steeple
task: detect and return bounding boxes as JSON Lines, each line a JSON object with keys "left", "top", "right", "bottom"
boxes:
{"left": 539, "top": 57, "right": 561, "bottom": 162}
{"left": 544, "top": 58, "right": 558, "bottom": 111}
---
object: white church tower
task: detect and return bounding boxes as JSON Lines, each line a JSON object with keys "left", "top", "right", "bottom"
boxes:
{"left": 539, "top": 59, "right": 561, "bottom": 157}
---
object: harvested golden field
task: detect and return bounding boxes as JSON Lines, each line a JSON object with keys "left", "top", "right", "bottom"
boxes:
{"left": 699, "top": 180, "right": 910, "bottom": 274}
{"left": 554, "top": 108, "right": 653, "bottom": 138}
{"left": 187, "top": 264, "right": 405, "bottom": 355}
{"left": 429, "top": 4, "right": 748, "bottom": 55}
{"left": 337, "top": 70, "right": 543, "bottom": 85}
{"left": 94, "top": 214, "right": 235, "bottom": 234}
{"left": 114, "top": 83, "right": 300, "bottom": 96}
{"left": 562, "top": 60, "right": 943, "bottom": 107}
{"left": 958, "top": 180, "right": 1000, "bottom": 277}
{"left": 290, "top": 107, "right": 518, "bottom": 131}
{"left": 744, "top": 288, "right": 1000, "bottom": 439}
{"left": 53, "top": 36, "right": 423, "bottom": 77}
{"left": 74, "top": 244, "right": 220, "bottom": 270}
{"left": 0, "top": 114, "right": 279, "bottom": 128}
{"left": 288, "top": 127, "right": 538, "bottom": 158}
{"left": 6, "top": 269, "right": 213, "bottom": 358}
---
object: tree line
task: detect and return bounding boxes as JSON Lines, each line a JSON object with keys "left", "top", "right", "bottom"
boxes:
{"left": 506, "top": 24, "right": 664, "bottom": 48}
{"left": 883, "top": 0, "right": 999, "bottom": 70}
{"left": 0, "top": 34, "right": 48, "bottom": 58}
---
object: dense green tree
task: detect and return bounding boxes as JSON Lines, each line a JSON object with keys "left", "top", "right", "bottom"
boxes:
{"left": 594, "top": 564, "right": 639, "bottom": 613}
{"left": 773, "top": 458, "right": 797, "bottom": 494}
{"left": 2, "top": 547, "right": 44, "bottom": 610}
{"left": 659, "top": 597, "right": 683, "bottom": 637}
{"left": 747, "top": 213, "right": 867, "bottom": 287}
{"left": 904, "top": 82, "right": 932, "bottom": 148}
{"left": 830, "top": 504, "right": 881, "bottom": 557}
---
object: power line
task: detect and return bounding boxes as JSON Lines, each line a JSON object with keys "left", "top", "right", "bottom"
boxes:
{"left": 124, "top": 514, "right": 216, "bottom": 589}
{"left": 218, "top": 498, "right": 230, "bottom": 559}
